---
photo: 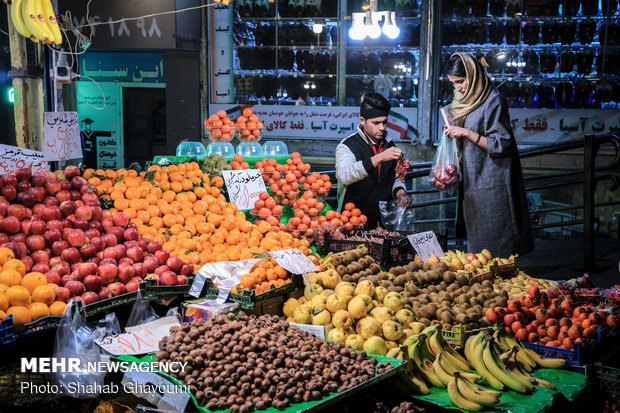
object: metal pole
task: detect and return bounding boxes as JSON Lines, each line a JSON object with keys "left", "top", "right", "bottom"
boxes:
{"left": 583, "top": 134, "right": 596, "bottom": 270}
{"left": 417, "top": 0, "right": 441, "bottom": 144}
{"left": 337, "top": 0, "right": 347, "bottom": 105}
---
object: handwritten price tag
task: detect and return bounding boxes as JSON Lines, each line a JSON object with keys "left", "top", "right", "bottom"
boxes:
{"left": 95, "top": 329, "right": 159, "bottom": 355}
{"left": 44, "top": 112, "right": 82, "bottom": 161}
{"left": 269, "top": 249, "right": 319, "bottom": 275}
{"left": 0, "top": 144, "right": 50, "bottom": 174}
{"left": 221, "top": 169, "right": 266, "bottom": 210}
{"left": 407, "top": 231, "right": 444, "bottom": 262}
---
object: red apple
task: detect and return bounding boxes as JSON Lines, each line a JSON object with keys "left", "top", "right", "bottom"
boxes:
{"left": 31, "top": 250, "right": 50, "bottom": 264}
{"left": 32, "top": 262, "right": 50, "bottom": 274}
{"left": 64, "top": 165, "right": 81, "bottom": 179}
{"left": 154, "top": 250, "right": 170, "bottom": 266}
{"left": 155, "top": 265, "right": 170, "bottom": 276}
{"left": 26, "top": 235, "right": 46, "bottom": 251}
{"left": 43, "top": 206, "right": 62, "bottom": 221}
{"left": 99, "top": 257, "right": 117, "bottom": 266}
{"left": 1, "top": 186, "right": 16, "bottom": 201}
{"left": 103, "top": 246, "right": 122, "bottom": 261}
{"left": 126, "top": 246, "right": 143, "bottom": 263}
{"left": 16, "top": 180, "right": 31, "bottom": 193}
{"left": 1, "top": 216, "right": 20, "bottom": 234}
{"left": 30, "top": 219, "right": 46, "bottom": 235}
{"left": 77, "top": 262, "right": 98, "bottom": 278}
{"left": 98, "top": 287, "right": 112, "bottom": 300}
{"left": 90, "top": 237, "right": 106, "bottom": 252}
{"left": 73, "top": 219, "right": 89, "bottom": 231}
{"left": 0, "top": 200, "right": 9, "bottom": 216}
{"left": 176, "top": 274, "right": 188, "bottom": 284}
{"left": 65, "top": 280, "right": 86, "bottom": 297}
{"left": 10, "top": 233, "right": 26, "bottom": 244}
{"left": 180, "top": 263, "right": 194, "bottom": 276}
{"left": 43, "top": 196, "right": 59, "bottom": 207}
{"left": 56, "top": 190, "right": 72, "bottom": 203}
{"left": 66, "top": 229, "right": 86, "bottom": 248}
{"left": 85, "top": 229, "right": 100, "bottom": 239}
{"left": 44, "top": 229, "right": 62, "bottom": 245}
{"left": 83, "top": 274, "right": 102, "bottom": 292}
{"left": 47, "top": 220, "right": 63, "bottom": 232}
{"left": 117, "top": 263, "right": 135, "bottom": 283}
{"left": 0, "top": 233, "right": 8, "bottom": 245}
{"left": 137, "top": 237, "right": 150, "bottom": 250}
{"left": 54, "top": 286, "right": 70, "bottom": 302}
{"left": 71, "top": 191, "right": 82, "bottom": 201}
{"left": 81, "top": 291, "right": 99, "bottom": 305}
{"left": 45, "top": 269, "right": 61, "bottom": 285}
{"left": 132, "top": 263, "right": 147, "bottom": 278}
{"left": 61, "top": 247, "right": 81, "bottom": 264}
{"left": 45, "top": 179, "right": 61, "bottom": 195}
{"left": 30, "top": 187, "right": 46, "bottom": 203}
{"left": 8, "top": 204, "right": 26, "bottom": 220}
{"left": 125, "top": 279, "right": 140, "bottom": 292}
{"left": 91, "top": 206, "right": 103, "bottom": 222}
{"left": 52, "top": 240, "right": 70, "bottom": 256}
{"left": 103, "top": 233, "right": 118, "bottom": 247}
{"left": 147, "top": 241, "right": 163, "bottom": 254}
{"left": 14, "top": 168, "right": 31, "bottom": 182}
{"left": 16, "top": 192, "right": 36, "bottom": 208}
{"left": 98, "top": 263, "right": 117, "bottom": 284}
{"left": 160, "top": 271, "right": 177, "bottom": 286}
{"left": 31, "top": 172, "right": 48, "bottom": 187}
{"left": 112, "top": 212, "right": 129, "bottom": 228}
{"left": 118, "top": 257, "right": 134, "bottom": 266}
{"left": 2, "top": 174, "right": 17, "bottom": 186}
{"left": 53, "top": 261, "right": 71, "bottom": 276}
{"left": 108, "top": 227, "right": 125, "bottom": 243}
{"left": 108, "top": 282, "right": 126, "bottom": 296}
{"left": 71, "top": 176, "right": 88, "bottom": 190}
{"left": 122, "top": 228, "right": 139, "bottom": 241}
{"left": 124, "top": 240, "right": 139, "bottom": 250}
{"left": 101, "top": 217, "right": 114, "bottom": 231}
{"left": 21, "top": 255, "right": 33, "bottom": 271}
{"left": 144, "top": 257, "right": 158, "bottom": 272}
{"left": 75, "top": 205, "right": 92, "bottom": 221}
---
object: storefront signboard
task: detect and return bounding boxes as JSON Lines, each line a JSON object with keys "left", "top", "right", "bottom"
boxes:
{"left": 43, "top": 112, "right": 83, "bottom": 161}
{"left": 0, "top": 144, "right": 50, "bottom": 174}
{"left": 79, "top": 53, "right": 165, "bottom": 84}
{"left": 209, "top": 4, "right": 234, "bottom": 103}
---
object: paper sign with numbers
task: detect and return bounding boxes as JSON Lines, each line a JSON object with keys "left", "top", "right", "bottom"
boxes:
{"left": 407, "top": 231, "right": 445, "bottom": 261}
{"left": 0, "top": 144, "right": 50, "bottom": 174}
{"left": 221, "top": 169, "right": 267, "bottom": 210}
{"left": 95, "top": 329, "right": 159, "bottom": 355}
{"left": 44, "top": 111, "right": 83, "bottom": 161}
{"left": 269, "top": 249, "right": 319, "bottom": 275}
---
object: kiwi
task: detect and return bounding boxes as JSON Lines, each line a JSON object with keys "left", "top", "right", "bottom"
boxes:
{"left": 422, "top": 262, "right": 431, "bottom": 271}
{"left": 440, "top": 312, "right": 454, "bottom": 324}
{"left": 336, "top": 265, "right": 347, "bottom": 276}
{"left": 404, "top": 272, "right": 414, "bottom": 282}
{"left": 430, "top": 263, "right": 441, "bottom": 271}
{"left": 365, "top": 255, "right": 375, "bottom": 265}
{"left": 455, "top": 272, "right": 469, "bottom": 286}
{"left": 368, "top": 263, "right": 381, "bottom": 274}
{"left": 427, "top": 285, "right": 437, "bottom": 293}
{"left": 406, "top": 283, "right": 419, "bottom": 295}
{"left": 409, "top": 262, "right": 419, "bottom": 272}
{"left": 446, "top": 283, "right": 459, "bottom": 293}
{"left": 429, "top": 270, "right": 441, "bottom": 283}
{"left": 430, "top": 320, "right": 441, "bottom": 326}
{"left": 332, "top": 255, "right": 342, "bottom": 266}
{"left": 455, "top": 313, "right": 470, "bottom": 324}
{"left": 439, "top": 262, "right": 449, "bottom": 271}
{"left": 461, "top": 285, "right": 471, "bottom": 294}
{"left": 413, "top": 273, "right": 424, "bottom": 285}
{"left": 481, "top": 280, "right": 493, "bottom": 289}
{"left": 422, "top": 272, "right": 432, "bottom": 285}
{"left": 357, "top": 258, "right": 367, "bottom": 268}
{"left": 469, "top": 297, "right": 480, "bottom": 307}
{"left": 393, "top": 275, "right": 406, "bottom": 287}
{"left": 342, "top": 274, "right": 352, "bottom": 282}
{"left": 419, "top": 318, "right": 432, "bottom": 326}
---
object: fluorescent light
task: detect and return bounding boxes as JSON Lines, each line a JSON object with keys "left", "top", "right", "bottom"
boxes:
{"left": 348, "top": 14, "right": 366, "bottom": 40}
{"left": 382, "top": 12, "right": 400, "bottom": 39}
{"left": 365, "top": 11, "right": 381, "bottom": 39}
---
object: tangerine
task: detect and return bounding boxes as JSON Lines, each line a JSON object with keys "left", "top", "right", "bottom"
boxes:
{"left": 49, "top": 301, "right": 67, "bottom": 316}
{"left": 3, "top": 259, "right": 26, "bottom": 276}
{"left": 7, "top": 306, "right": 31, "bottom": 327}
{"left": 0, "top": 270, "right": 22, "bottom": 287}
{"left": 29, "top": 302, "right": 50, "bottom": 321}
{"left": 32, "top": 285, "right": 55, "bottom": 305}
{"left": 6, "top": 285, "right": 30, "bottom": 306}
{"left": 21, "top": 272, "right": 48, "bottom": 294}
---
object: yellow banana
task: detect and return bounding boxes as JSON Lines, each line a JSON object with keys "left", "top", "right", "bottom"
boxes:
{"left": 470, "top": 333, "right": 505, "bottom": 391}
{"left": 505, "top": 352, "right": 556, "bottom": 390}
{"left": 39, "top": 0, "right": 62, "bottom": 45}
{"left": 410, "top": 339, "right": 445, "bottom": 388}
{"left": 482, "top": 339, "right": 531, "bottom": 393}
{"left": 22, "top": 0, "right": 50, "bottom": 42}
{"left": 447, "top": 376, "right": 484, "bottom": 412}
{"left": 522, "top": 347, "right": 567, "bottom": 369}
{"left": 464, "top": 334, "right": 476, "bottom": 364}
{"left": 433, "top": 326, "right": 472, "bottom": 370}
{"left": 10, "top": 0, "right": 34, "bottom": 39}
{"left": 433, "top": 353, "right": 454, "bottom": 386}
{"left": 387, "top": 347, "right": 400, "bottom": 358}
{"left": 439, "top": 353, "right": 482, "bottom": 383}
{"left": 455, "top": 372, "right": 500, "bottom": 407}
{"left": 496, "top": 329, "right": 538, "bottom": 369}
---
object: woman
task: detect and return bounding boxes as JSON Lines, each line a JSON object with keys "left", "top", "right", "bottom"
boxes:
{"left": 443, "top": 53, "right": 534, "bottom": 258}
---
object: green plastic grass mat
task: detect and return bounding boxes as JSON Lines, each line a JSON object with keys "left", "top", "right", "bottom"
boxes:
{"left": 115, "top": 353, "right": 405, "bottom": 413}
{"left": 413, "top": 368, "right": 587, "bottom": 413}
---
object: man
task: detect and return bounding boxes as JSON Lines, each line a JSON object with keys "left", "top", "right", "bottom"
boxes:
{"left": 336, "top": 93, "right": 410, "bottom": 229}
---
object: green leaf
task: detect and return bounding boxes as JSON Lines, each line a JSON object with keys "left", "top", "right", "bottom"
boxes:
{"left": 128, "top": 162, "right": 141, "bottom": 173}
{"left": 252, "top": 252, "right": 269, "bottom": 259}
{"left": 114, "top": 175, "right": 124, "bottom": 183}
{"left": 145, "top": 170, "right": 156, "bottom": 180}
{"left": 184, "top": 250, "right": 191, "bottom": 255}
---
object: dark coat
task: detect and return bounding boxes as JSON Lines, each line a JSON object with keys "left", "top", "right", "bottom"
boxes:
{"left": 457, "top": 89, "right": 534, "bottom": 257}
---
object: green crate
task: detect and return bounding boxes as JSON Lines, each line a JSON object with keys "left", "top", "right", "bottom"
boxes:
{"left": 496, "top": 254, "right": 519, "bottom": 277}
{"left": 83, "top": 291, "right": 139, "bottom": 318}
{"left": 228, "top": 274, "right": 303, "bottom": 310}
{"left": 139, "top": 276, "right": 195, "bottom": 301}
{"left": 441, "top": 325, "right": 487, "bottom": 347}
{"left": 594, "top": 362, "right": 620, "bottom": 403}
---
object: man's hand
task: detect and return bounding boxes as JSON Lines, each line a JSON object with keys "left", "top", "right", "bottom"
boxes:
{"left": 396, "top": 188, "right": 411, "bottom": 207}
{"left": 371, "top": 147, "right": 402, "bottom": 167}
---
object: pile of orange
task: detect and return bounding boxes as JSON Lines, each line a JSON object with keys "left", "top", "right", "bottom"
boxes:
{"left": 204, "top": 110, "right": 235, "bottom": 142}
{"left": 83, "top": 162, "right": 312, "bottom": 272}
{"left": 301, "top": 171, "right": 333, "bottom": 197}
{"left": 250, "top": 192, "right": 283, "bottom": 227}
{"left": 0, "top": 248, "right": 67, "bottom": 327}
{"left": 235, "top": 257, "right": 291, "bottom": 294}
{"left": 256, "top": 153, "right": 311, "bottom": 187}
{"left": 318, "top": 202, "right": 367, "bottom": 232}
{"left": 229, "top": 154, "right": 250, "bottom": 170}
{"left": 235, "top": 107, "right": 264, "bottom": 142}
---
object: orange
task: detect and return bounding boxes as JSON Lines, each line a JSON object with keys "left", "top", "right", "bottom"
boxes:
{"left": 6, "top": 285, "right": 30, "bottom": 306}
{"left": 0, "top": 270, "right": 22, "bottom": 287}
{"left": 49, "top": 301, "right": 67, "bottom": 316}
{"left": 21, "top": 272, "right": 48, "bottom": 294}
{"left": 7, "top": 306, "right": 31, "bottom": 327}
{"left": 0, "top": 292, "right": 8, "bottom": 312}
{"left": 32, "top": 285, "right": 55, "bottom": 305}
{"left": 3, "top": 259, "right": 26, "bottom": 276}
{"left": 0, "top": 248, "right": 15, "bottom": 265}
{"left": 29, "top": 302, "right": 50, "bottom": 321}
{"left": 0, "top": 310, "right": 5, "bottom": 320}
{"left": 0, "top": 284, "right": 8, "bottom": 294}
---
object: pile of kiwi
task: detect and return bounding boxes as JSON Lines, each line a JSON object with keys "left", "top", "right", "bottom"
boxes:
{"left": 331, "top": 248, "right": 382, "bottom": 284}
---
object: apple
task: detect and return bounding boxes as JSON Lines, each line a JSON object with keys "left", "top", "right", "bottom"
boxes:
{"left": 16, "top": 180, "right": 31, "bottom": 193}
{"left": 101, "top": 217, "right": 114, "bottom": 231}
{"left": 108, "top": 282, "right": 126, "bottom": 296}
{"left": 98, "top": 263, "right": 117, "bottom": 284}
{"left": 31, "top": 250, "right": 50, "bottom": 263}
{"left": 14, "top": 168, "right": 31, "bottom": 182}
{"left": 143, "top": 257, "right": 158, "bottom": 272}
{"left": 73, "top": 219, "right": 89, "bottom": 231}
{"left": 10, "top": 233, "right": 26, "bottom": 244}
{"left": 45, "top": 179, "right": 61, "bottom": 195}
{"left": 117, "top": 263, "right": 135, "bottom": 283}
{"left": 60, "top": 181, "right": 71, "bottom": 192}
{"left": 64, "top": 165, "right": 81, "bottom": 179}
{"left": 154, "top": 250, "right": 170, "bottom": 266}
{"left": 71, "top": 176, "right": 88, "bottom": 190}
{"left": 64, "top": 280, "right": 86, "bottom": 297}
{"left": 125, "top": 279, "right": 140, "bottom": 292}
{"left": 31, "top": 172, "right": 48, "bottom": 187}
{"left": 54, "top": 286, "right": 70, "bottom": 303}
{"left": 2, "top": 174, "right": 16, "bottom": 186}
{"left": 99, "top": 257, "right": 117, "bottom": 266}
{"left": 147, "top": 241, "right": 162, "bottom": 254}
{"left": 46, "top": 220, "right": 63, "bottom": 232}
{"left": 59, "top": 201, "right": 76, "bottom": 218}
{"left": 43, "top": 196, "right": 59, "bottom": 207}
{"left": 91, "top": 206, "right": 103, "bottom": 222}
{"left": 115, "top": 244, "right": 126, "bottom": 258}
{"left": 8, "top": 204, "right": 26, "bottom": 220}
{"left": 98, "top": 287, "right": 112, "bottom": 300}
{"left": 118, "top": 257, "right": 134, "bottom": 266}
{"left": 43, "top": 269, "right": 60, "bottom": 285}
{"left": 103, "top": 233, "right": 118, "bottom": 247}
{"left": 43, "top": 206, "right": 62, "bottom": 221}
{"left": 1, "top": 216, "right": 20, "bottom": 234}
{"left": 56, "top": 190, "right": 72, "bottom": 203}
{"left": 20, "top": 220, "right": 32, "bottom": 235}
{"left": 155, "top": 265, "right": 170, "bottom": 276}
{"left": 180, "top": 263, "right": 194, "bottom": 276}
{"left": 75, "top": 205, "right": 92, "bottom": 221}
{"left": 1, "top": 186, "right": 16, "bottom": 201}
{"left": 30, "top": 219, "right": 46, "bottom": 235}
{"left": 121, "top": 227, "right": 138, "bottom": 241}
{"left": 176, "top": 274, "right": 188, "bottom": 284}
{"left": 83, "top": 274, "right": 102, "bottom": 292}
{"left": 51, "top": 240, "right": 69, "bottom": 256}
{"left": 32, "top": 262, "right": 51, "bottom": 274}
{"left": 26, "top": 235, "right": 46, "bottom": 251}
{"left": 124, "top": 240, "right": 139, "bottom": 249}
{"left": 79, "top": 243, "right": 97, "bottom": 260}
{"left": 160, "top": 271, "right": 177, "bottom": 286}
{"left": 88, "top": 220, "right": 103, "bottom": 232}
{"left": 0, "top": 200, "right": 9, "bottom": 216}
{"left": 71, "top": 191, "right": 81, "bottom": 201}
{"left": 103, "top": 246, "right": 122, "bottom": 261}
{"left": 81, "top": 292, "right": 99, "bottom": 305}
{"left": 53, "top": 261, "right": 71, "bottom": 276}
{"left": 137, "top": 237, "right": 150, "bottom": 250}
{"left": 90, "top": 237, "right": 106, "bottom": 252}
{"left": 108, "top": 227, "right": 125, "bottom": 243}
{"left": 126, "top": 246, "right": 143, "bottom": 263}
{"left": 44, "top": 228, "right": 62, "bottom": 245}
{"left": 21, "top": 255, "right": 33, "bottom": 271}
{"left": 85, "top": 229, "right": 100, "bottom": 240}
{"left": 66, "top": 229, "right": 86, "bottom": 248}
{"left": 132, "top": 263, "right": 147, "bottom": 278}
{"left": 30, "top": 187, "right": 46, "bottom": 203}
{"left": 77, "top": 262, "right": 98, "bottom": 278}
{"left": 60, "top": 219, "right": 71, "bottom": 229}
{"left": 61, "top": 247, "right": 81, "bottom": 264}
{"left": 16, "top": 192, "right": 36, "bottom": 208}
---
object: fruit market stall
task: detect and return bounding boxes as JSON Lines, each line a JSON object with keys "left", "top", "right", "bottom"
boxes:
{"left": 0, "top": 143, "right": 615, "bottom": 413}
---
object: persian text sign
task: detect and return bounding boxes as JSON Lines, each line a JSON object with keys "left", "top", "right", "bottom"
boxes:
{"left": 95, "top": 329, "right": 159, "bottom": 356}
{"left": 221, "top": 169, "right": 266, "bottom": 210}
{"left": 407, "top": 231, "right": 444, "bottom": 262}
{"left": 269, "top": 249, "right": 319, "bottom": 275}
{"left": 0, "top": 144, "right": 50, "bottom": 174}
{"left": 44, "top": 112, "right": 82, "bottom": 161}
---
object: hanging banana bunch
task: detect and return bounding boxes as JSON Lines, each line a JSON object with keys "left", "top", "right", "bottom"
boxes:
{"left": 9, "top": 0, "right": 63, "bottom": 46}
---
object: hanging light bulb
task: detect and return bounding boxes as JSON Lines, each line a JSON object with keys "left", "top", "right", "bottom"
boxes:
{"left": 312, "top": 23, "right": 323, "bottom": 34}
{"left": 348, "top": 14, "right": 366, "bottom": 40}
{"left": 365, "top": 11, "right": 381, "bottom": 39}
{"left": 382, "top": 12, "right": 400, "bottom": 39}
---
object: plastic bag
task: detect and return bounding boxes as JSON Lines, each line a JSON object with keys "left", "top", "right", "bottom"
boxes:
{"left": 126, "top": 291, "right": 159, "bottom": 328}
{"left": 428, "top": 133, "right": 461, "bottom": 192}
{"left": 379, "top": 199, "right": 415, "bottom": 232}
{"left": 52, "top": 301, "right": 106, "bottom": 398}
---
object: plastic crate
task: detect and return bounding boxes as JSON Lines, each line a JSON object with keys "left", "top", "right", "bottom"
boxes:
{"left": 324, "top": 232, "right": 414, "bottom": 267}
{"left": 83, "top": 291, "right": 139, "bottom": 318}
{"left": 594, "top": 362, "right": 620, "bottom": 403}
{"left": 496, "top": 255, "right": 519, "bottom": 276}
{"left": 0, "top": 316, "right": 16, "bottom": 345}
{"left": 524, "top": 340, "right": 584, "bottom": 366}
{"left": 441, "top": 325, "right": 487, "bottom": 347}
{"left": 228, "top": 274, "right": 303, "bottom": 309}
{"left": 139, "top": 276, "right": 195, "bottom": 301}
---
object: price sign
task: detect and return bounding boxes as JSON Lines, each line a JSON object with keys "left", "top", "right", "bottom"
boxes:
{"left": 44, "top": 111, "right": 83, "bottom": 161}
{"left": 0, "top": 144, "right": 50, "bottom": 174}
{"left": 407, "top": 231, "right": 444, "bottom": 262}
{"left": 221, "top": 169, "right": 267, "bottom": 210}
{"left": 269, "top": 249, "right": 319, "bottom": 275}
{"left": 95, "top": 329, "right": 159, "bottom": 355}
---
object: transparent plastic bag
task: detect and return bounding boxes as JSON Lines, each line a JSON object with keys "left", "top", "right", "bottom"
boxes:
{"left": 52, "top": 301, "right": 105, "bottom": 398}
{"left": 379, "top": 199, "right": 415, "bottom": 232}
{"left": 428, "top": 133, "right": 461, "bottom": 192}
{"left": 126, "top": 291, "right": 159, "bottom": 328}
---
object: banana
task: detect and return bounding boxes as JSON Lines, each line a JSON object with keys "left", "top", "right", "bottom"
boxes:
{"left": 39, "top": 0, "right": 62, "bottom": 45}
{"left": 505, "top": 350, "right": 556, "bottom": 390}
{"left": 410, "top": 338, "right": 445, "bottom": 388}
{"left": 522, "top": 347, "right": 567, "bottom": 369}
{"left": 495, "top": 329, "right": 538, "bottom": 370}
{"left": 447, "top": 376, "right": 484, "bottom": 412}
{"left": 454, "top": 373, "right": 500, "bottom": 407}
{"left": 387, "top": 348, "right": 400, "bottom": 358}
{"left": 433, "top": 353, "right": 453, "bottom": 386}
{"left": 22, "top": 0, "right": 50, "bottom": 42}
{"left": 439, "top": 354, "right": 481, "bottom": 383}
{"left": 10, "top": 0, "right": 34, "bottom": 39}
{"left": 432, "top": 326, "right": 472, "bottom": 371}
{"left": 470, "top": 333, "right": 505, "bottom": 391}
{"left": 481, "top": 339, "right": 531, "bottom": 393}
{"left": 464, "top": 334, "right": 477, "bottom": 364}
{"left": 395, "top": 370, "right": 430, "bottom": 395}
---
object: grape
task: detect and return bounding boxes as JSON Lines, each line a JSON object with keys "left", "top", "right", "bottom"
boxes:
{"left": 396, "top": 158, "right": 410, "bottom": 183}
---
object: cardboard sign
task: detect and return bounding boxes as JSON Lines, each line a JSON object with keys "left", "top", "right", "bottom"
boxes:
{"left": 0, "top": 144, "right": 50, "bottom": 174}
{"left": 44, "top": 111, "right": 83, "bottom": 161}
{"left": 221, "top": 169, "right": 266, "bottom": 210}
{"left": 95, "top": 329, "right": 159, "bottom": 355}
{"left": 407, "top": 231, "right": 445, "bottom": 262}
{"left": 269, "top": 249, "right": 319, "bottom": 275}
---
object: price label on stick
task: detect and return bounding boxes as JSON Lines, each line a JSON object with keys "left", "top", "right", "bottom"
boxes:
{"left": 269, "top": 249, "right": 319, "bottom": 277}
{"left": 221, "top": 169, "right": 267, "bottom": 211}
{"left": 407, "top": 231, "right": 445, "bottom": 262}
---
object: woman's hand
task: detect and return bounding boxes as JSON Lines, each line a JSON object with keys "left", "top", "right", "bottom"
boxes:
{"left": 444, "top": 125, "right": 472, "bottom": 139}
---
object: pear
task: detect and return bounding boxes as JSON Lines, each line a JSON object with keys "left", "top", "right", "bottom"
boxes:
{"left": 395, "top": 309, "right": 415, "bottom": 327}
{"left": 309, "top": 294, "right": 327, "bottom": 311}
{"left": 356, "top": 317, "right": 382, "bottom": 339}
{"left": 374, "top": 286, "right": 388, "bottom": 302}
{"left": 327, "top": 327, "right": 347, "bottom": 343}
{"left": 346, "top": 334, "right": 365, "bottom": 351}
{"left": 428, "top": 255, "right": 441, "bottom": 264}
{"left": 308, "top": 272, "right": 321, "bottom": 285}
{"left": 348, "top": 296, "right": 368, "bottom": 319}
{"left": 383, "top": 295, "right": 404, "bottom": 313}
{"left": 332, "top": 310, "right": 354, "bottom": 330}
{"left": 283, "top": 298, "right": 299, "bottom": 318}
{"left": 304, "top": 283, "right": 323, "bottom": 300}
{"left": 409, "top": 321, "right": 426, "bottom": 334}
{"left": 363, "top": 336, "right": 388, "bottom": 356}
{"left": 321, "top": 270, "right": 341, "bottom": 289}
{"left": 355, "top": 280, "right": 375, "bottom": 297}
{"left": 370, "top": 307, "right": 395, "bottom": 325}
{"left": 382, "top": 320, "right": 404, "bottom": 341}
{"left": 386, "top": 340, "right": 399, "bottom": 351}
{"left": 326, "top": 294, "right": 348, "bottom": 313}
{"left": 293, "top": 305, "right": 312, "bottom": 324}
{"left": 312, "top": 309, "right": 331, "bottom": 326}
{"left": 481, "top": 249, "right": 493, "bottom": 260}
{"left": 335, "top": 282, "right": 355, "bottom": 299}
{"left": 320, "top": 289, "right": 335, "bottom": 298}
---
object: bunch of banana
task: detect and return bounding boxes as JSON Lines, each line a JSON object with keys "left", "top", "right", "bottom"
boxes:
{"left": 425, "top": 325, "right": 473, "bottom": 371}
{"left": 500, "top": 347, "right": 556, "bottom": 390}
{"left": 407, "top": 333, "right": 446, "bottom": 388}
{"left": 389, "top": 342, "right": 430, "bottom": 395}
{"left": 447, "top": 372, "right": 501, "bottom": 411}
{"left": 494, "top": 327, "right": 566, "bottom": 369}
{"left": 10, "top": 0, "right": 62, "bottom": 45}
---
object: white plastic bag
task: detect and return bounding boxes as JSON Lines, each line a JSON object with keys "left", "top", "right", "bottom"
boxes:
{"left": 428, "top": 133, "right": 461, "bottom": 193}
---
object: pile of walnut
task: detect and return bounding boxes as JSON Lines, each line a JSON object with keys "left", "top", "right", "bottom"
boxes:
{"left": 156, "top": 313, "right": 393, "bottom": 412}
